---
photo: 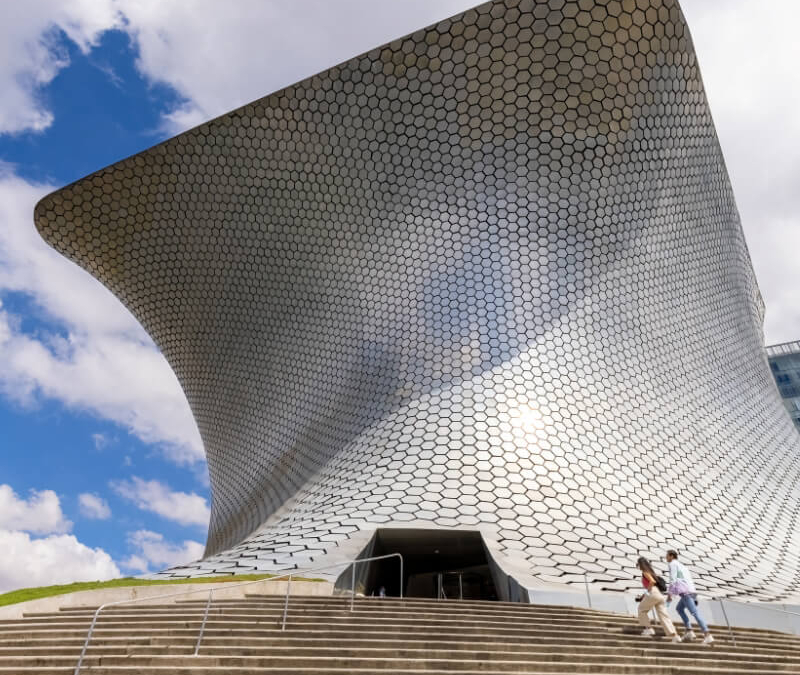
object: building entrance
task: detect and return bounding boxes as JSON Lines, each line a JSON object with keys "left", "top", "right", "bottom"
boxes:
{"left": 343, "top": 528, "right": 498, "bottom": 600}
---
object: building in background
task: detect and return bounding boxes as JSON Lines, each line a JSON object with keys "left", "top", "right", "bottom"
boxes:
{"left": 767, "top": 341, "right": 800, "bottom": 432}
{"left": 34, "top": 0, "right": 800, "bottom": 603}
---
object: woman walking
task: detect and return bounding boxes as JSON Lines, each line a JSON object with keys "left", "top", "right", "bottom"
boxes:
{"left": 635, "top": 557, "right": 680, "bottom": 642}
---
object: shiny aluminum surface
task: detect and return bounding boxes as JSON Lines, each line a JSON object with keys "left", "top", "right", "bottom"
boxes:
{"left": 35, "top": 0, "right": 800, "bottom": 600}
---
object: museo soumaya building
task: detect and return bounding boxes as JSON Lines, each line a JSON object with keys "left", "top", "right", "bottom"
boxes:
{"left": 35, "top": 0, "right": 800, "bottom": 603}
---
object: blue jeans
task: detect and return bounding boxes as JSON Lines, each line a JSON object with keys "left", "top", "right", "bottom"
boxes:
{"left": 676, "top": 594, "right": 709, "bottom": 633}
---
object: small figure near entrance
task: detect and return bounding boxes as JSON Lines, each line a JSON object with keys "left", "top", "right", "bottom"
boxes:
{"left": 665, "top": 549, "right": 714, "bottom": 645}
{"left": 635, "top": 557, "right": 680, "bottom": 642}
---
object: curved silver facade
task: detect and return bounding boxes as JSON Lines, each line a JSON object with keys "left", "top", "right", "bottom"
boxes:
{"left": 35, "top": 0, "right": 800, "bottom": 601}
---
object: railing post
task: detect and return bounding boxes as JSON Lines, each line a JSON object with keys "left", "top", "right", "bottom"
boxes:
{"left": 193, "top": 589, "right": 213, "bottom": 656}
{"left": 281, "top": 574, "right": 292, "bottom": 630}
{"left": 459, "top": 573, "right": 463, "bottom": 601}
{"left": 584, "top": 573, "right": 592, "bottom": 609}
{"left": 399, "top": 554, "right": 403, "bottom": 599}
{"left": 350, "top": 563, "right": 356, "bottom": 611}
{"left": 718, "top": 598, "right": 737, "bottom": 647}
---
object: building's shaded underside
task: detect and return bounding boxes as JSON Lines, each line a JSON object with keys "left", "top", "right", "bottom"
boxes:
{"left": 35, "top": 0, "right": 800, "bottom": 601}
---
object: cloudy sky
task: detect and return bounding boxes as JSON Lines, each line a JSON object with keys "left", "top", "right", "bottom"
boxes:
{"left": 0, "top": 1, "right": 797, "bottom": 593}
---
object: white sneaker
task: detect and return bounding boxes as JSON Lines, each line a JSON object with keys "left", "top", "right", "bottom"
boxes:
{"left": 682, "top": 630, "right": 697, "bottom": 642}
{"left": 670, "top": 635, "right": 682, "bottom": 644}
{"left": 702, "top": 633, "right": 714, "bottom": 645}
{"left": 640, "top": 627, "right": 655, "bottom": 637}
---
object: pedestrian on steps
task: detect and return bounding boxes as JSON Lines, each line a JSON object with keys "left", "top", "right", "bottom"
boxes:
{"left": 665, "top": 549, "right": 714, "bottom": 645}
{"left": 635, "top": 557, "right": 680, "bottom": 642}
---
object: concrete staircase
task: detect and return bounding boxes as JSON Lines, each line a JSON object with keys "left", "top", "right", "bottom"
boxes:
{"left": 1, "top": 595, "right": 799, "bottom": 673}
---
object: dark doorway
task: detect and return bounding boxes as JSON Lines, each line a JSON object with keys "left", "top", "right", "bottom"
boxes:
{"left": 342, "top": 528, "right": 498, "bottom": 600}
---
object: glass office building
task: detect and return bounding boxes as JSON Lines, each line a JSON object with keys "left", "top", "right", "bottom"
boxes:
{"left": 767, "top": 341, "right": 800, "bottom": 431}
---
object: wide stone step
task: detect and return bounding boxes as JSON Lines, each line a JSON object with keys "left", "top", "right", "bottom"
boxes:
{"left": 44, "top": 608, "right": 629, "bottom": 623}
{"left": 1, "top": 660, "right": 799, "bottom": 674}
{"left": 9, "top": 653, "right": 800, "bottom": 674}
{"left": 3, "top": 640, "right": 799, "bottom": 662}
{"left": 3, "top": 611, "right": 792, "bottom": 639}
{"left": 23, "top": 623, "right": 791, "bottom": 652}
{"left": 9, "top": 644, "right": 800, "bottom": 667}
{"left": 208, "top": 606, "right": 621, "bottom": 622}
{"left": 180, "top": 601, "right": 623, "bottom": 619}
{"left": 4, "top": 639, "right": 800, "bottom": 659}
{"left": 33, "top": 605, "right": 634, "bottom": 622}
{"left": 36, "top": 602, "right": 798, "bottom": 638}
{"left": 5, "top": 631, "right": 800, "bottom": 654}
{"left": 61, "top": 598, "right": 610, "bottom": 617}
{"left": 29, "top": 608, "right": 732, "bottom": 634}
{"left": 11, "top": 611, "right": 641, "bottom": 627}
{"left": 33, "top": 602, "right": 796, "bottom": 637}
{"left": 1, "top": 626, "right": 797, "bottom": 654}
{"left": 4, "top": 616, "right": 653, "bottom": 635}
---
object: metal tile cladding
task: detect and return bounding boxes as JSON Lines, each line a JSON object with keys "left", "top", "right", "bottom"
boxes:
{"left": 34, "top": 0, "right": 800, "bottom": 601}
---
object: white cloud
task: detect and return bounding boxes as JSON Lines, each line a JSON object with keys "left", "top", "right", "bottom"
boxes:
{"left": 78, "top": 493, "right": 111, "bottom": 520}
{"left": 0, "top": 484, "right": 71, "bottom": 535}
{"left": 0, "top": 0, "right": 477, "bottom": 136}
{"left": 0, "top": 169, "right": 203, "bottom": 463}
{"left": 110, "top": 477, "right": 209, "bottom": 527}
{"left": 115, "top": 0, "right": 477, "bottom": 133}
{"left": 0, "top": 529, "right": 120, "bottom": 593}
{"left": 0, "top": 484, "right": 118, "bottom": 592}
{"left": 0, "top": 0, "right": 119, "bottom": 133}
{"left": 0, "top": 302, "right": 203, "bottom": 463}
{"left": 92, "top": 432, "right": 111, "bottom": 451}
{"left": 120, "top": 529, "right": 204, "bottom": 574}
{"left": 680, "top": 0, "right": 800, "bottom": 343}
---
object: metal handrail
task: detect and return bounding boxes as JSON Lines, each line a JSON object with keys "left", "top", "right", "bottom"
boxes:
{"left": 73, "top": 552, "right": 403, "bottom": 675}
{"left": 583, "top": 573, "right": 592, "bottom": 609}
{"left": 576, "top": 575, "right": 784, "bottom": 645}
{"left": 706, "top": 595, "right": 800, "bottom": 639}
{"left": 436, "top": 571, "right": 465, "bottom": 600}
{"left": 437, "top": 573, "right": 447, "bottom": 600}
{"left": 713, "top": 597, "right": 737, "bottom": 646}
{"left": 578, "top": 574, "right": 800, "bottom": 640}
{"left": 72, "top": 569, "right": 295, "bottom": 674}
{"left": 345, "top": 553, "right": 403, "bottom": 611}
{"left": 714, "top": 597, "right": 800, "bottom": 619}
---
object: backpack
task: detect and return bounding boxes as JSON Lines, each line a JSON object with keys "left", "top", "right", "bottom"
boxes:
{"left": 655, "top": 575, "right": 668, "bottom": 593}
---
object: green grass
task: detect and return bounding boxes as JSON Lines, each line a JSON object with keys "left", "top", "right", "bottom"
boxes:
{"left": 0, "top": 573, "right": 324, "bottom": 608}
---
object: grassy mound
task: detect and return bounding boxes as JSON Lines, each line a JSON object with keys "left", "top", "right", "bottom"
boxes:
{"left": 0, "top": 573, "right": 323, "bottom": 608}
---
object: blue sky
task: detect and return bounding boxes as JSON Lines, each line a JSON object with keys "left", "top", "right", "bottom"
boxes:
{"left": 2, "top": 31, "right": 179, "bottom": 184}
{"left": 0, "top": 0, "right": 798, "bottom": 593}
{"left": 0, "top": 26, "right": 209, "bottom": 590}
